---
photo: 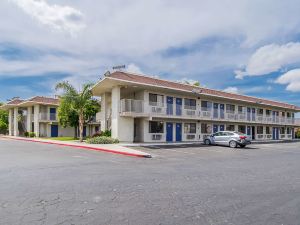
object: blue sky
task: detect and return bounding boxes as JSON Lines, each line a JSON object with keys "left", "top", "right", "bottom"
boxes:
{"left": 0, "top": 0, "right": 300, "bottom": 116}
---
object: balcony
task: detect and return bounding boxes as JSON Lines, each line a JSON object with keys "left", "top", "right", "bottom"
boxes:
{"left": 119, "top": 99, "right": 296, "bottom": 125}
{"left": 39, "top": 113, "right": 58, "bottom": 121}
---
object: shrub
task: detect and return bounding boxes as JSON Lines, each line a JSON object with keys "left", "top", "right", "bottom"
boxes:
{"left": 29, "top": 132, "right": 36, "bottom": 138}
{"left": 91, "top": 132, "right": 102, "bottom": 138}
{"left": 102, "top": 130, "right": 111, "bottom": 137}
{"left": 24, "top": 131, "right": 29, "bottom": 137}
{"left": 86, "top": 136, "right": 119, "bottom": 144}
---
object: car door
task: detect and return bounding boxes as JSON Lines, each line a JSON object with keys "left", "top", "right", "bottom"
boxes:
{"left": 213, "top": 132, "right": 223, "bottom": 144}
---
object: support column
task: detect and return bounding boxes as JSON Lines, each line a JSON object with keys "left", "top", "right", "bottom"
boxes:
{"left": 100, "top": 92, "right": 109, "bottom": 132}
{"left": 27, "top": 106, "right": 32, "bottom": 132}
{"left": 8, "top": 109, "right": 13, "bottom": 136}
{"left": 34, "top": 105, "right": 40, "bottom": 137}
{"left": 111, "top": 86, "right": 134, "bottom": 142}
{"left": 13, "top": 107, "right": 19, "bottom": 136}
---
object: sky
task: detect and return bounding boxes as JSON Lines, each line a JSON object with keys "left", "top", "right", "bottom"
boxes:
{"left": 0, "top": 0, "right": 300, "bottom": 116}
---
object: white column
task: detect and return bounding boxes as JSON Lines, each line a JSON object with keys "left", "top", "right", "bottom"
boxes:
{"left": 100, "top": 93, "right": 108, "bottom": 131}
{"left": 8, "top": 109, "right": 13, "bottom": 136}
{"left": 27, "top": 106, "right": 32, "bottom": 132}
{"left": 111, "top": 86, "right": 134, "bottom": 142}
{"left": 34, "top": 105, "right": 40, "bottom": 137}
{"left": 13, "top": 107, "right": 19, "bottom": 136}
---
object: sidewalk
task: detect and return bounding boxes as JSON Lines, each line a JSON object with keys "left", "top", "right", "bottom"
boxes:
{"left": 1, "top": 136, "right": 152, "bottom": 158}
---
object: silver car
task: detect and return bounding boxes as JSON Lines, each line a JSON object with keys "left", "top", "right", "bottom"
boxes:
{"left": 204, "top": 131, "right": 251, "bottom": 148}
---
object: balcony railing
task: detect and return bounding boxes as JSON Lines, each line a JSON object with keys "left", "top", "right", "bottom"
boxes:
{"left": 39, "top": 113, "right": 57, "bottom": 121}
{"left": 119, "top": 99, "right": 296, "bottom": 125}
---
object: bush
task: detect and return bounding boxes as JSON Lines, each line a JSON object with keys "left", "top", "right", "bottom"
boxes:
{"left": 86, "top": 136, "right": 119, "bottom": 144}
{"left": 24, "top": 131, "right": 29, "bottom": 137}
{"left": 29, "top": 132, "right": 36, "bottom": 138}
{"left": 102, "top": 130, "right": 111, "bottom": 137}
{"left": 91, "top": 132, "right": 102, "bottom": 138}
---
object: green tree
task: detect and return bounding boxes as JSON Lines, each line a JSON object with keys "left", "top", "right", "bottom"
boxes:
{"left": 55, "top": 81, "right": 100, "bottom": 142}
{"left": 57, "top": 98, "right": 79, "bottom": 138}
{"left": 184, "top": 80, "right": 200, "bottom": 87}
{"left": 0, "top": 103, "right": 8, "bottom": 134}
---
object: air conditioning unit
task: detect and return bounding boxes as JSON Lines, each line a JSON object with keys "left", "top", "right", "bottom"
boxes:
{"left": 186, "top": 134, "right": 195, "bottom": 140}
{"left": 151, "top": 107, "right": 163, "bottom": 113}
{"left": 152, "top": 134, "right": 162, "bottom": 140}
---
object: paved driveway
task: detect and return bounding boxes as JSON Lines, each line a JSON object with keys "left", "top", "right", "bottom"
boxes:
{"left": 0, "top": 138, "right": 300, "bottom": 225}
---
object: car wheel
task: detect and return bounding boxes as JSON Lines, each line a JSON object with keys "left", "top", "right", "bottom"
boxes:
{"left": 204, "top": 139, "right": 211, "bottom": 145}
{"left": 229, "top": 141, "right": 237, "bottom": 148}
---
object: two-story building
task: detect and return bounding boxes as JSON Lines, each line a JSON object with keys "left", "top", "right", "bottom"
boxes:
{"left": 92, "top": 71, "right": 300, "bottom": 143}
{"left": 1, "top": 96, "right": 100, "bottom": 138}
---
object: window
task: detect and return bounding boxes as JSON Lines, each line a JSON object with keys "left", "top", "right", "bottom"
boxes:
{"left": 226, "top": 104, "right": 235, "bottom": 113}
{"left": 287, "top": 127, "right": 291, "bottom": 134}
{"left": 266, "top": 127, "right": 271, "bottom": 134}
{"left": 201, "top": 101, "right": 212, "bottom": 110}
{"left": 282, "top": 112, "right": 285, "bottom": 117}
{"left": 238, "top": 125, "right": 246, "bottom": 134}
{"left": 184, "top": 123, "right": 196, "bottom": 133}
{"left": 287, "top": 112, "right": 291, "bottom": 117}
{"left": 280, "top": 127, "right": 285, "bottom": 134}
{"left": 184, "top": 99, "right": 196, "bottom": 110}
{"left": 149, "top": 121, "right": 164, "bottom": 133}
{"left": 226, "top": 125, "right": 235, "bottom": 131}
{"left": 258, "top": 108, "right": 263, "bottom": 115}
{"left": 201, "top": 123, "right": 211, "bottom": 134}
{"left": 238, "top": 106, "right": 245, "bottom": 114}
{"left": 257, "top": 126, "right": 263, "bottom": 134}
{"left": 149, "top": 93, "right": 164, "bottom": 106}
{"left": 266, "top": 110, "right": 271, "bottom": 116}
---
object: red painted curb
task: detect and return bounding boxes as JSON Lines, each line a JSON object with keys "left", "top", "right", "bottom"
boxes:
{"left": 2, "top": 137, "right": 152, "bottom": 158}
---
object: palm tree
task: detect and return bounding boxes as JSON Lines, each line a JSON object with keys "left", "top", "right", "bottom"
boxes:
{"left": 55, "top": 81, "right": 98, "bottom": 142}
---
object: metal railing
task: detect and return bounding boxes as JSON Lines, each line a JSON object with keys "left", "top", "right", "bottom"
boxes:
{"left": 119, "top": 99, "right": 296, "bottom": 125}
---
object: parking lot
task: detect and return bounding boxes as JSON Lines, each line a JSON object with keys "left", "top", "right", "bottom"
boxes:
{"left": 0, "top": 138, "right": 300, "bottom": 225}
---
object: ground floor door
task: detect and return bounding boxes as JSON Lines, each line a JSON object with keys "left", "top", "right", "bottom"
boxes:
{"left": 176, "top": 123, "right": 182, "bottom": 142}
{"left": 273, "top": 127, "right": 279, "bottom": 140}
{"left": 251, "top": 126, "right": 256, "bottom": 140}
{"left": 166, "top": 122, "right": 173, "bottom": 142}
{"left": 247, "top": 126, "right": 251, "bottom": 136}
{"left": 213, "top": 124, "right": 218, "bottom": 133}
{"left": 51, "top": 125, "right": 58, "bottom": 137}
{"left": 83, "top": 126, "right": 87, "bottom": 137}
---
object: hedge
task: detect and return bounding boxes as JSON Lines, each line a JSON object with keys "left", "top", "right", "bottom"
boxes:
{"left": 86, "top": 136, "right": 119, "bottom": 144}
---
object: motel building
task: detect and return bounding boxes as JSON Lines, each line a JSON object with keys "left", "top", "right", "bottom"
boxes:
{"left": 1, "top": 96, "right": 100, "bottom": 138}
{"left": 92, "top": 71, "right": 300, "bottom": 143}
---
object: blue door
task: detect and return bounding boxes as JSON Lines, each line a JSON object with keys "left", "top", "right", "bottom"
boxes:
{"left": 247, "top": 126, "right": 251, "bottom": 136}
{"left": 176, "top": 98, "right": 182, "bottom": 116}
{"left": 176, "top": 123, "right": 182, "bottom": 142}
{"left": 220, "top": 125, "right": 225, "bottom": 131}
{"left": 50, "top": 108, "right": 56, "bottom": 120}
{"left": 220, "top": 104, "right": 225, "bottom": 119}
{"left": 83, "top": 126, "right": 87, "bottom": 137}
{"left": 213, "top": 124, "right": 218, "bottom": 133}
{"left": 51, "top": 125, "right": 58, "bottom": 137}
{"left": 252, "top": 108, "right": 256, "bottom": 121}
{"left": 166, "top": 123, "right": 173, "bottom": 142}
{"left": 273, "top": 127, "right": 279, "bottom": 140}
{"left": 167, "top": 96, "right": 173, "bottom": 115}
{"left": 213, "top": 103, "right": 219, "bottom": 118}
{"left": 247, "top": 108, "right": 251, "bottom": 121}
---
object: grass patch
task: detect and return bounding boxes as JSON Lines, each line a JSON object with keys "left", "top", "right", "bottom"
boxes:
{"left": 42, "top": 137, "right": 78, "bottom": 141}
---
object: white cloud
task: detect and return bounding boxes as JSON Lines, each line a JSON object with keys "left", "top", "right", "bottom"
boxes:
{"left": 276, "top": 69, "right": 300, "bottom": 92}
{"left": 235, "top": 42, "right": 300, "bottom": 79}
{"left": 10, "top": 0, "right": 85, "bottom": 35}
{"left": 126, "top": 63, "right": 143, "bottom": 74}
{"left": 223, "top": 86, "right": 240, "bottom": 94}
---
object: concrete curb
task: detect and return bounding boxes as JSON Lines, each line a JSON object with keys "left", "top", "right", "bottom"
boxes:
{"left": 2, "top": 136, "right": 152, "bottom": 158}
